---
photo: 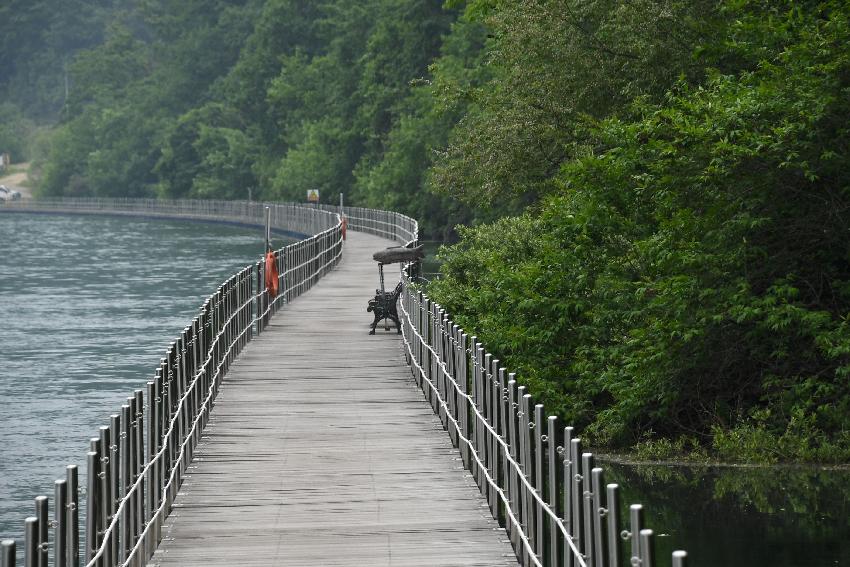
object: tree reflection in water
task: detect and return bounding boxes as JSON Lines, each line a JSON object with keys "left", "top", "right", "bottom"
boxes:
{"left": 602, "top": 462, "right": 849, "bottom": 566}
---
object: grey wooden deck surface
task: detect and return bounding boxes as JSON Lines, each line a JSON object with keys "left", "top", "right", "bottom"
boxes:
{"left": 152, "top": 232, "right": 517, "bottom": 566}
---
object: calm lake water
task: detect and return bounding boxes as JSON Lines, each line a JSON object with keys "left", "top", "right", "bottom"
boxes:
{"left": 603, "top": 461, "right": 850, "bottom": 566}
{"left": 0, "top": 213, "right": 271, "bottom": 545}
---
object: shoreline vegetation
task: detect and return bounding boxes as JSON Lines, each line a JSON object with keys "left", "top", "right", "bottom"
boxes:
{"left": 3, "top": 1, "right": 849, "bottom": 466}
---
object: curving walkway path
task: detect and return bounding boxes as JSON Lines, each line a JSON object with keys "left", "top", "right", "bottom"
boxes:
{"left": 151, "top": 231, "right": 517, "bottom": 566}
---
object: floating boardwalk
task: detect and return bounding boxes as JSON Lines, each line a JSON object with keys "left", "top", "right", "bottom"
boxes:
{"left": 151, "top": 231, "right": 517, "bottom": 566}
{"left": 1, "top": 199, "right": 690, "bottom": 567}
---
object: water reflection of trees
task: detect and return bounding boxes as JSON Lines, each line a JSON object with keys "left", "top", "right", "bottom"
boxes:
{"left": 603, "top": 463, "right": 850, "bottom": 567}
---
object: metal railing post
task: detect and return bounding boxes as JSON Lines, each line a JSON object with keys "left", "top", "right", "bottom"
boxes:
{"left": 55, "top": 479, "right": 68, "bottom": 567}
{"left": 66, "top": 465, "right": 80, "bottom": 567}
{"left": 1, "top": 540, "right": 14, "bottom": 567}
{"left": 547, "top": 415, "right": 558, "bottom": 567}
{"left": 84, "top": 449, "right": 99, "bottom": 565}
{"left": 24, "top": 517, "right": 38, "bottom": 567}
{"left": 35, "top": 496, "right": 47, "bottom": 567}
{"left": 581, "top": 453, "right": 595, "bottom": 567}
{"left": 639, "top": 529, "right": 654, "bottom": 567}
{"left": 591, "top": 467, "right": 605, "bottom": 567}
{"left": 630, "top": 504, "right": 644, "bottom": 563}
{"left": 606, "top": 484, "right": 621, "bottom": 567}
{"left": 97, "top": 425, "right": 112, "bottom": 567}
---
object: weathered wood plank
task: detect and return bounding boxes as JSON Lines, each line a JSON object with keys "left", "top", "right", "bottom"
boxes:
{"left": 151, "top": 232, "right": 518, "bottom": 566}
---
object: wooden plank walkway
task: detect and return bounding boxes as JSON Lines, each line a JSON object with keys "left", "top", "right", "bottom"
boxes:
{"left": 152, "top": 231, "right": 518, "bottom": 566}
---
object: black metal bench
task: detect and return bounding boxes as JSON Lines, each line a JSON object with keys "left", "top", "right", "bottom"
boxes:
{"left": 367, "top": 281, "right": 403, "bottom": 334}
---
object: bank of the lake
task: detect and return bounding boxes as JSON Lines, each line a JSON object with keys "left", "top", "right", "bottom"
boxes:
{"left": 0, "top": 213, "right": 280, "bottom": 544}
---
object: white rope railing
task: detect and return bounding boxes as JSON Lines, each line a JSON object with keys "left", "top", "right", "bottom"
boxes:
{"left": 395, "top": 272, "right": 690, "bottom": 567}
{"left": 1, "top": 199, "right": 344, "bottom": 567}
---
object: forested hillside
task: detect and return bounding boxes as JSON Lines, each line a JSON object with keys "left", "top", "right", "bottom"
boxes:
{"left": 13, "top": 0, "right": 850, "bottom": 462}
{"left": 0, "top": 0, "right": 117, "bottom": 160}
{"left": 31, "top": 0, "right": 476, "bottom": 238}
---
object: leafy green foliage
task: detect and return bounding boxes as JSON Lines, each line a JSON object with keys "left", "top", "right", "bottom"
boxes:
{"left": 430, "top": 1, "right": 850, "bottom": 461}
{"left": 429, "top": 0, "right": 722, "bottom": 210}
{"left": 0, "top": 0, "right": 115, "bottom": 121}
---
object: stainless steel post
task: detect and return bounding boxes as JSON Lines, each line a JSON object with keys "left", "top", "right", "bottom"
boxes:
{"left": 507, "top": 378, "right": 519, "bottom": 548}
{"left": 55, "top": 480, "right": 68, "bottom": 567}
{"left": 121, "top": 404, "right": 132, "bottom": 560}
{"left": 67, "top": 465, "right": 80, "bottom": 567}
{"left": 24, "top": 517, "right": 38, "bottom": 567}
{"left": 1, "top": 540, "right": 14, "bottom": 567}
{"left": 547, "top": 415, "right": 559, "bottom": 567}
{"left": 34, "top": 496, "right": 47, "bottom": 567}
{"left": 516, "top": 387, "right": 529, "bottom": 542}
{"left": 591, "top": 468, "right": 605, "bottom": 567}
{"left": 672, "top": 550, "right": 688, "bottom": 567}
{"left": 153, "top": 371, "right": 162, "bottom": 517}
{"left": 629, "top": 504, "right": 644, "bottom": 562}
{"left": 570, "top": 437, "right": 583, "bottom": 560}
{"left": 85, "top": 450, "right": 99, "bottom": 564}
{"left": 264, "top": 206, "right": 271, "bottom": 251}
{"left": 639, "top": 529, "right": 654, "bottom": 567}
{"left": 108, "top": 414, "right": 120, "bottom": 565}
{"left": 460, "top": 333, "right": 469, "bottom": 467}
{"left": 97, "top": 426, "right": 112, "bottom": 567}
{"left": 606, "top": 484, "right": 620, "bottom": 567}
{"left": 581, "top": 453, "right": 594, "bottom": 567}
{"left": 522, "top": 393, "right": 535, "bottom": 562}
{"left": 146, "top": 379, "right": 156, "bottom": 535}
{"left": 533, "top": 404, "right": 544, "bottom": 557}
{"left": 135, "top": 389, "right": 145, "bottom": 544}
{"left": 563, "top": 426, "right": 574, "bottom": 567}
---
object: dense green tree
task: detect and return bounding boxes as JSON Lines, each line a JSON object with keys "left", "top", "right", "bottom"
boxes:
{"left": 40, "top": 0, "right": 259, "bottom": 197}
{"left": 355, "top": 15, "right": 490, "bottom": 238}
{"left": 430, "top": 0, "right": 850, "bottom": 461}
{"left": 0, "top": 103, "right": 36, "bottom": 162}
{"left": 0, "top": 0, "right": 116, "bottom": 120}
{"left": 430, "top": 0, "right": 722, "bottom": 211}
{"left": 156, "top": 103, "right": 257, "bottom": 199}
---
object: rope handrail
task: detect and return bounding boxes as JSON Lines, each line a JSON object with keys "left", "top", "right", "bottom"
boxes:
{"left": 395, "top": 268, "right": 690, "bottom": 567}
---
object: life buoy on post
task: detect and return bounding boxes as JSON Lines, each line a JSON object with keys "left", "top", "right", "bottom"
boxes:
{"left": 265, "top": 250, "right": 279, "bottom": 298}
{"left": 341, "top": 216, "right": 347, "bottom": 240}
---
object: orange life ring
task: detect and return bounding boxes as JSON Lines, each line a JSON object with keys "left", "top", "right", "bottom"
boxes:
{"left": 265, "top": 251, "right": 279, "bottom": 297}
{"left": 341, "top": 216, "right": 347, "bottom": 240}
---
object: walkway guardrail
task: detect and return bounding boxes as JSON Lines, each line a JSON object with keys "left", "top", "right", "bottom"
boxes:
{"left": 0, "top": 199, "right": 343, "bottom": 567}
{"left": 0, "top": 197, "right": 339, "bottom": 238}
{"left": 324, "top": 204, "right": 418, "bottom": 245}
{"left": 398, "top": 279, "right": 690, "bottom": 567}
{"left": 0, "top": 199, "right": 689, "bottom": 567}
{"left": 358, "top": 207, "right": 691, "bottom": 567}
